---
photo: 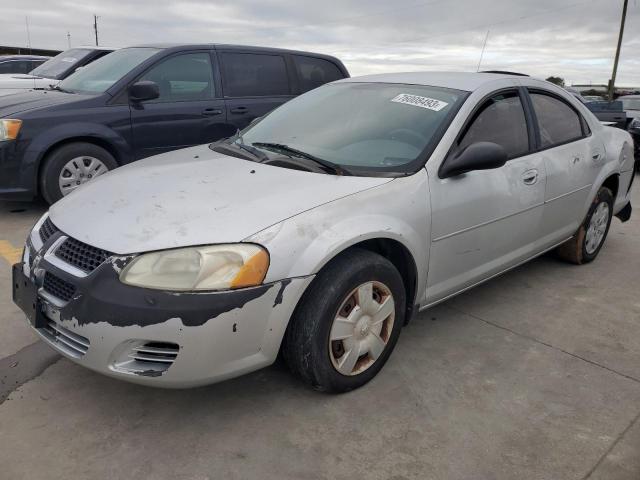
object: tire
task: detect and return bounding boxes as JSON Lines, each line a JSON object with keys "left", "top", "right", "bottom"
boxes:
{"left": 40, "top": 142, "right": 117, "bottom": 204}
{"left": 556, "top": 187, "right": 614, "bottom": 264}
{"left": 283, "top": 248, "right": 406, "bottom": 393}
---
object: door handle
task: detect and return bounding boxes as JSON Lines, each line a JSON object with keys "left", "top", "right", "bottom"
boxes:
{"left": 202, "top": 108, "right": 223, "bottom": 116}
{"left": 592, "top": 153, "right": 602, "bottom": 161}
{"left": 230, "top": 106, "right": 249, "bottom": 114}
{"left": 522, "top": 169, "right": 538, "bottom": 185}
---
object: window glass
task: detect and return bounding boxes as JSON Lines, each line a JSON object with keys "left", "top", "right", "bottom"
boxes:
{"left": 620, "top": 98, "right": 640, "bottom": 111}
{"left": 138, "top": 52, "right": 215, "bottom": 102}
{"left": 530, "top": 92, "right": 584, "bottom": 147}
{"left": 458, "top": 91, "right": 529, "bottom": 159}
{"left": 59, "top": 48, "right": 160, "bottom": 94}
{"left": 221, "top": 53, "right": 289, "bottom": 97}
{"left": 31, "top": 49, "right": 95, "bottom": 80}
{"left": 0, "top": 62, "right": 13, "bottom": 74}
{"left": 293, "top": 55, "right": 343, "bottom": 92}
{"left": 240, "top": 83, "right": 463, "bottom": 170}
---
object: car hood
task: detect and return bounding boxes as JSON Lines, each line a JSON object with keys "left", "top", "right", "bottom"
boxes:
{"left": 49, "top": 144, "right": 392, "bottom": 254}
{"left": 0, "top": 73, "right": 53, "bottom": 90}
{"left": 0, "top": 89, "right": 79, "bottom": 116}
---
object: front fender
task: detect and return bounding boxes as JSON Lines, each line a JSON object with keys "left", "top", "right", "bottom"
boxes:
{"left": 21, "top": 122, "right": 133, "bottom": 193}
{"left": 245, "top": 171, "right": 431, "bottom": 304}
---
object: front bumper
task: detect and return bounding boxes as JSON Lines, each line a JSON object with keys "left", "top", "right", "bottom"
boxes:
{"left": 0, "top": 138, "right": 36, "bottom": 200}
{"left": 13, "top": 252, "right": 313, "bottom": 387}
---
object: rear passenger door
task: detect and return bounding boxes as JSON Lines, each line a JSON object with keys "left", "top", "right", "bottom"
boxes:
{"left": 130, "top": 51, "right": 228, "bottom": 159}
{"left": 219, "top": 51, "right": 294, "bottom": 130}
{"left": 527, "top": 89, "right": 602, "bottom": 242}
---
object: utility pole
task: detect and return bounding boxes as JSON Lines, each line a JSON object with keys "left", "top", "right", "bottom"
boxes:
{"left": 25, "top": 16, "right": 32, "bottom": 54}
{"left": 608, "top": 0, "right": 628, "bottom": 101}
{"left": 93, "top": 15, "right": 99, "bottom": 46}
{"left": 67, "top": 32, "right": 71, "bottom": 49}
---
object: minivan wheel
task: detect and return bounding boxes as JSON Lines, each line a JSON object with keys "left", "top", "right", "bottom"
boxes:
{"left": 283, "top": 248, "right": 405, "bottom": 393}
{"left": 556, "top": 187, "right": 614, "bottom": 264}
{"left": 40, "top": 142, "right": 117, "bottom": 204}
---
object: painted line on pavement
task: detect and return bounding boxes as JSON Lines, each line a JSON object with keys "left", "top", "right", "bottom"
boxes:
{"left": 0, "top": 240, "right": 22, "bottom": 265}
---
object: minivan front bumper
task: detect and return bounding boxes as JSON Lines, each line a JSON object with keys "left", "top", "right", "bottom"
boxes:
{"left": 13, "top": 257, "right": 313, "bottom": 388}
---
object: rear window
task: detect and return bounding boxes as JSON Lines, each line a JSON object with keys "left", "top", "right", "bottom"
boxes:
{"left": 31, "top": 49, "right": 95, "bottom": 80}
{"left": 221, "top": 53, "right": 290, "bottom": 97}
{"left": 293, "top": 55, "right": 343, "bottom": 92}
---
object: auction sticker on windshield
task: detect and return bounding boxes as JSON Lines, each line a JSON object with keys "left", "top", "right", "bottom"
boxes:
{"left": 391, "top": 93, "right": 449, "bottom": 111}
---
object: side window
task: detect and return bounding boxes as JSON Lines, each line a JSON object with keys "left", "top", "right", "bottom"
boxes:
{"left": 293, "top": 55, "right": 343, "bottom": 92}
{"left": 458, "top": 91, "right": 530, "bottom": 159}
{"left": 138, "top": 53, "right": 215, "bottom": 102}
{"left": 0, "top": 62, "right": 12, "bottom": 74}
{"left": 529, "top": 92, "right": 584, "bottom": 148}
{"left": 221, "top": 53, "right": 289, "bottom": 97}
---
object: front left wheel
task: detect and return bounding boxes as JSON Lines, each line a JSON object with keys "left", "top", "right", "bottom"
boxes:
{"left": 283, "top": 248, "right": 406, "bottom": 393}
{"left": 40, "top": 142, "right": 117, "bottom": 204}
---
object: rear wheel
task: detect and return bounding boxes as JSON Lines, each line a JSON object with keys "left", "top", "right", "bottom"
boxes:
{"left": 556, "top": 186, "right": 614, "bottom": 264}
{"left": 283, "top": 248, "right": 405, "bottom": 393}
{"left": 40, "top": 142, "right": 117, "bottom": 204}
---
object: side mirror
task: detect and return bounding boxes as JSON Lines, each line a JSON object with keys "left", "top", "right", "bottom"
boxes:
{"left": 128, "top": 80, "right": 159, "bottom": 103}
{"left": 439, "top": 141, "right": 508, "bottom": 178}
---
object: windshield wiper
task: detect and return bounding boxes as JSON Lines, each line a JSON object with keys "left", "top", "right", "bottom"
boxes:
{"left": 251, "top": 142, "right": 351, "bottom": 176}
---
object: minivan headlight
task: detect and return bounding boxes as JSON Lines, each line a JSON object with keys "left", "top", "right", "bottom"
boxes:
{"left": 630, "top": 118, "right": 640, "bottom": 129}
{"left": 119, "top": 244, "right": 269, "bottom": 291}
{"left": 0, "top": 119, "right": 22, "bottom": 141}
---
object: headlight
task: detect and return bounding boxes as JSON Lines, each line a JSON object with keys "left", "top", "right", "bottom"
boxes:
{"left": 0, "top": 119, "right": 22, "bottom": 141}
{"left": 119, "top": 244, "right": 269, "bottom": 291}
{"left": 630, "top": 118, "right": 640, "bottom": 129}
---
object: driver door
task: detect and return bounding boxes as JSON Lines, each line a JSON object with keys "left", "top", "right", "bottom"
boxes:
{"left": 425, "top": 89, "right": 547, "bottom": 304}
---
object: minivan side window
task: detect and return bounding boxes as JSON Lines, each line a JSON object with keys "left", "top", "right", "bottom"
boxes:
{"left": 458, "top": 91, "right": 530, "bottom": 159}
{"left": 293, "top": 55, "right": 343, "bottom": 92}
{"left": 139, "top": 52, "right": 215, "bottom": 102}
{"left": 221, "top": 53, "right": 290, "bottom": 97}
{"left": 529, "top": 92, "right": 584, "bottom": 148}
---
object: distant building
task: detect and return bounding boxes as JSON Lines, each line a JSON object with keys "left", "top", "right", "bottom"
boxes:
{"left": 0, "top": 45, "right": 61, "bottom": 57}
{"left": 572, "top": 84, "right": 640, "bottom": 95}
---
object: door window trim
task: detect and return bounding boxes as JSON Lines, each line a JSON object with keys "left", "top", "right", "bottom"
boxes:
{"left": 524, "top": 87, "right": 592, "bottom": 152}
{"left": 439, "top": 87, "right": 536, "bottom": 178}
{"left": 112, "top": 50, "right": 220, "bottom": 105}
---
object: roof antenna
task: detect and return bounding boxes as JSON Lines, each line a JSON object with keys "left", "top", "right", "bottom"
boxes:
{"left": 476, "top": 29, "right": 490, "bottom": 72}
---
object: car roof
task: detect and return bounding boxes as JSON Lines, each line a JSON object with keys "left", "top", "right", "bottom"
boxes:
{"left": 338, "top": 71, "right": 539, "bottom": 92}
{"left": 71, "top": 46, "right": 116, "bottom": 51}
{"left": 127, "top": 43, "right": 343, "bottom": 60}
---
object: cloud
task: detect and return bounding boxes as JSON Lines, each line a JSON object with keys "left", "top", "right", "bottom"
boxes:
{"left": 1, "top": 0, "right": 639, "bottom": 86}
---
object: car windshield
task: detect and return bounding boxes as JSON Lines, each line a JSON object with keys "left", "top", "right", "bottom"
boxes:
{"left": 59, "top": 48, "right": 161, "bottom": 94}
{"left": 30, "top": 49, "right": 95, "bottom": 80}
{"left": 238, "top": 82, "right": 465, "bottom": 174}
{"left": 621, "top": 98, "right": 640, "bottom": 110}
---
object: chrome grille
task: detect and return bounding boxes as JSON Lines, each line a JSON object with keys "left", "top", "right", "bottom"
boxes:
{"left": 54, "top": 237, "right": 113, "bottom": 273}
{"left": 41, "top": 319, "right": 89, "bottom": 358}
{"left": 39, "top": 217, "right": 59, "bottom": 244}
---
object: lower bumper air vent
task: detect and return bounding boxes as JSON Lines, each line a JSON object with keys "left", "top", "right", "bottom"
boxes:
{"left": 40, "top": 319, "right": 90, "bottom": 358}
{"left": 116, "top": 342, "right": 180, "bottom": 377}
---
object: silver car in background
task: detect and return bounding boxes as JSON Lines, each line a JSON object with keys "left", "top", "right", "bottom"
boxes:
{"left": 13, "top": 72, "right": 635, "bottom": 392}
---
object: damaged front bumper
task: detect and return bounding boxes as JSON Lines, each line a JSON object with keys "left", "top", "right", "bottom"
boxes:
{"left": 12, "top": 255, "right": 312, "bottom": 388}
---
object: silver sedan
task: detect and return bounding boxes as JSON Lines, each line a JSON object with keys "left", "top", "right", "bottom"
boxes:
{"left": 13, "top": 72, "right": 635, "bottom": 392}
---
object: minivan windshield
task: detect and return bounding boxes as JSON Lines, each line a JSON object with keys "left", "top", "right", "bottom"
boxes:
{"left": 237, "top": 82, "right": 465, "bottom": 174}
{"left": 59, "top": 48, "right": 161, "bottom": 94}
{"left": 621, "top": 98, "right": 640, "bottom": 110}
{"left": 30, "top": 49, "right": 95, "bottom": 80}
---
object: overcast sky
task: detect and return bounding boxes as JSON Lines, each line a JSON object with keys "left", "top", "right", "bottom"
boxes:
{"left": 2, "top": 0, "right": 640, "bottom": 86}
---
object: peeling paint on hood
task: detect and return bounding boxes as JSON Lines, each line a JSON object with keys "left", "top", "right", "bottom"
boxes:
{"left": 49, "top": 144, "right": 391, "bottom": 254}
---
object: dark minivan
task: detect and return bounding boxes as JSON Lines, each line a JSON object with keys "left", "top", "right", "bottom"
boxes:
{"left": 0, "top": 44, "right": 349, "bottom": 203}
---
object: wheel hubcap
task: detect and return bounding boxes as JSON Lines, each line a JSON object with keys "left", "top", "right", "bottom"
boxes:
{"left": 584, "top": 201, "right": 610, "bottom": 255}
{"left": 58, "top": 156, "right": 109, "bottom": 196}
{"left": 329, "top": 281, "right": 395, "bottom": 376}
